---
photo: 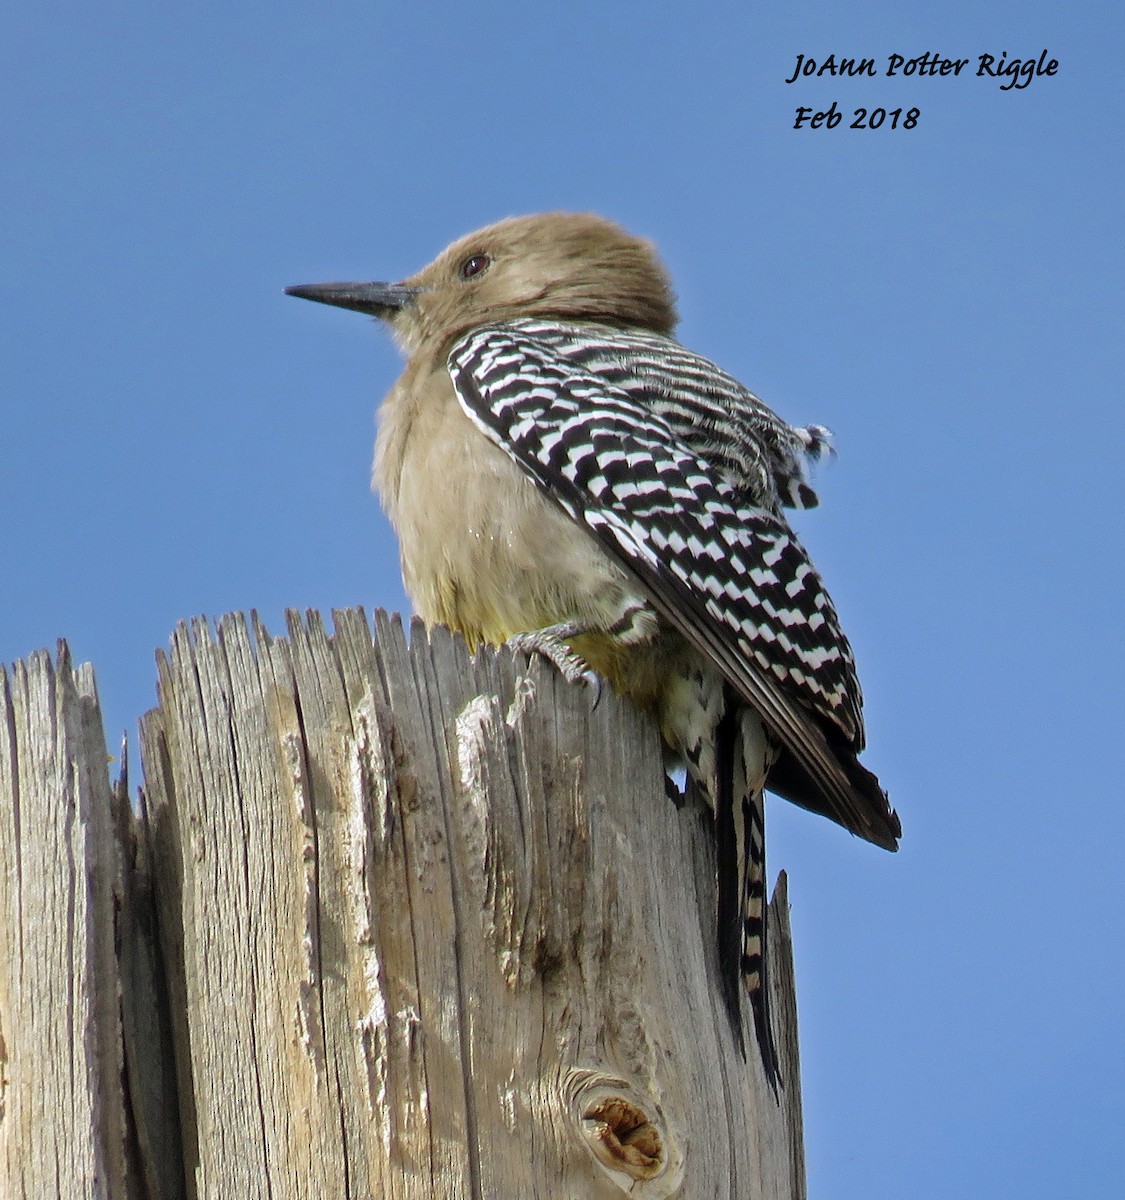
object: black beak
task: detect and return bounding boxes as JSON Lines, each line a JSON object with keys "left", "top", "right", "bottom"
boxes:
{"left": 284, "top": 281, "right": 422, "bottom": 318}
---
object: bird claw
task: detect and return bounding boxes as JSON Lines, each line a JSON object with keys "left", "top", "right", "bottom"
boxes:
{"left": 507, "top": 625, "right": 602, "bottom": 706}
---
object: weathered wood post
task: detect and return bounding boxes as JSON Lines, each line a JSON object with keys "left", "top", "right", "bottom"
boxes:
{"left": 0, "top": 647, "right": 134, "bottom": 1196}
{"left": 1, "top": 608, "right": 805, "bottom": 1198}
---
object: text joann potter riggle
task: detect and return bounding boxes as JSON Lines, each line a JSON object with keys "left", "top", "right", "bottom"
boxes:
{"left": 785, "top": 50, "right": 1060, "bottom": 131}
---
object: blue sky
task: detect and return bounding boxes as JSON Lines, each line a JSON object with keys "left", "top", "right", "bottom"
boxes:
{"left": 3, "top": 3, "right": 1122, "bottom": 1195}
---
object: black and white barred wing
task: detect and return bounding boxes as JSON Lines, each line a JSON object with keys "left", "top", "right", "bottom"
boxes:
{"left": 501, "top": 317, "right": 832, "bottom": 513}
{"left": 449, "top": 324, "right": 899, "bottom": 849}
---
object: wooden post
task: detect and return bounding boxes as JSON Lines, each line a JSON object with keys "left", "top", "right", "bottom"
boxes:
{"left": 0, "top": 646, "right": 133, "bottom": 1197}
{"left": 1, "top": 609, "right": 805, "bottom": 1198}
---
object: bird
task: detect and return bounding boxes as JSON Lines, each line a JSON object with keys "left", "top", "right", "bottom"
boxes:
{"left": 286, "top": 212, "right": 900, "bottom": 1089}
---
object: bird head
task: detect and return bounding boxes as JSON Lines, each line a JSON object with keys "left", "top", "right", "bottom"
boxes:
{"left": 286, "top": 212, "right": 678, "bottom": 354}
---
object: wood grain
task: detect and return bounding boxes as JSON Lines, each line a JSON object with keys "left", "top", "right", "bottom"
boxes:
{"left": 1, "top": 611, "right": 804, "bottom": 1197}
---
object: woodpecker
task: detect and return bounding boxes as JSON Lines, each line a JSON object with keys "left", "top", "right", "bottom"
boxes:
{"left": 287, "top": 213, "right": 900, "bottom": 1088}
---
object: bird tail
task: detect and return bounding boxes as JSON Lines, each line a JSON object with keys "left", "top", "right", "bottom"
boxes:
{"left": 714, "top": 705, "right": 781, "bottom": 1091}
{"left": 741, "top": 787, "right": 781, "bottom": 1090}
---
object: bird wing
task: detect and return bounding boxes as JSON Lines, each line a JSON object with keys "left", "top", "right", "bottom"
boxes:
{"left": 448, "top": 322, "right": 899, "bottom": 849}
{"left": 498, "top": 317, "right": 832, "bottom": 512}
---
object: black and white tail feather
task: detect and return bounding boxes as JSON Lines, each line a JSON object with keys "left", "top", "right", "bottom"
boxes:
{"left": 710, "top": 701, "right": 780, "bottom": 1085}
{"left": 448, "top": 318, "right": 900, "bottom": 1086}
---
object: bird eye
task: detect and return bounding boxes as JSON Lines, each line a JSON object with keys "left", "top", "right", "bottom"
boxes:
{"left": 459, "top": 254, "right": 491, "bottom": 280}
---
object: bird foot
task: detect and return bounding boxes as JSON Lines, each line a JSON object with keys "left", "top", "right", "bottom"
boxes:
{"left": 506, "top": 623, "right": 602, "bottom": 705}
